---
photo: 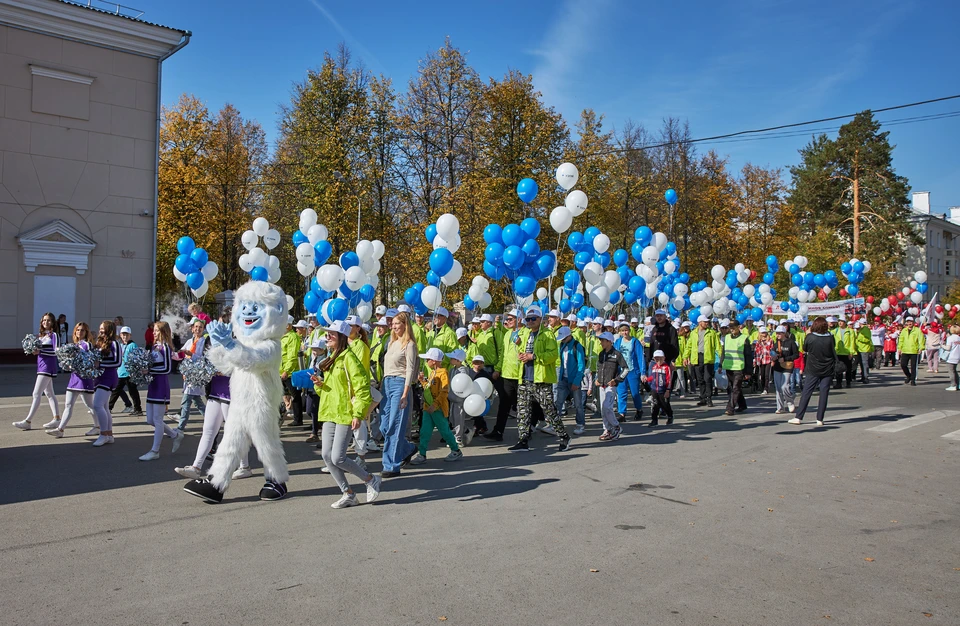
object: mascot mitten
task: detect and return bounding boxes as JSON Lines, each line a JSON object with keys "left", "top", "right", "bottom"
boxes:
{"left": 183, "top": 280, "right": 290, "bottom": 503}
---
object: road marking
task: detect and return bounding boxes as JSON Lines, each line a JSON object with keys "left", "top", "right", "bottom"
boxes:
{"left": 741, "top": 405, "right": 900, "bottom": 423}
{"left": 0, "top": 403, "right": 33, "bottom": 410}
{"left": 940, "top": 429, "right": 960, "bottom": 441}
{"left": 866, "top": 410, "right": 959, "bottom": 433}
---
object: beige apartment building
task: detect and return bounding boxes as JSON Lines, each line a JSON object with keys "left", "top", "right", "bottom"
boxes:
{"left": 0, "top": 0, "right": 188, "bottom": 356}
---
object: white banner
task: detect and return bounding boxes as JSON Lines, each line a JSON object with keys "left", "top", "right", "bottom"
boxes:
{"left": 767, "top": 297, "right": 866, "bottom": 317}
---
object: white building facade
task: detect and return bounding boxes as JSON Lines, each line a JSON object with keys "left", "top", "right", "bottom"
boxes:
{"left": 0, "top": 0, "right": 188, "bottom": 355}
{"left": 902, "top": 191, "right": 960, "bottom": 299}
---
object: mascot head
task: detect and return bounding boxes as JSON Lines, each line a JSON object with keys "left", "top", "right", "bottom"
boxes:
{"left": 231, "top": 280, "right": 288, "bottom": 341}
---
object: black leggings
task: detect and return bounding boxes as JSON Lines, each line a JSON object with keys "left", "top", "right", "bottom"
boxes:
{"left": 835, "top": 355, "right": 853, "bottom": 386}
{"left": 794, "top": 375, "right": 832, "bottom": 422}
{"left": 108, "top": 377, "right": 141, "bottom": 412}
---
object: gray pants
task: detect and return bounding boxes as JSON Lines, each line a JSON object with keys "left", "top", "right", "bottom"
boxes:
{"left": 449, "top": 401, "right": 466, "bottom": 439}
{"left": 321, "top": 421, "right": 371, "bottom": 493}
{"left": 859, "top": 352, "right": 871, "bottom": 381}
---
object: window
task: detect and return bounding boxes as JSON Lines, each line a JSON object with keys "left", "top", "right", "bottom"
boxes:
{"left": 947, "top": 260, "right": 952, "bottom": 276}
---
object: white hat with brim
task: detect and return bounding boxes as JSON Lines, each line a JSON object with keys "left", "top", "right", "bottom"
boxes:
{"left": 556, "top": 326, "right": 572, "bottom": 341}
{"left": 375, "top": 305, "right": 387, "bottom": 315}
{"left": 472, "top": 355, "right": 485, "bottom": 363}
{"left": 653, "top": 350, "right": 665, "bottom": 358}
{"left": 294, "top": 320, "right": 310, "bottom": 329}
{"left": 445, "top": 349, "right": 467, "bottom": 363}
{"left": 435, "top": 307, "right": 449, "bottom": 318}
{"left": 119, "top": 326, "right": 132, "bottom": 335}
{"left": 325, "top": 321, "right": 351, "bottom": 336}
{"left": 481, "top": 314, "right": 494, "bottom": 323}
{"left": 720, "top": 320, "right": 731, "bottom": 328}
{"left": 419, "top": 347, "right": 445, "bottom": 362}
{"left": 456, "top": 327, "right": 469, "bottom": 338}
{"left": 775, "top": 325, "right": 787, "bottom": 333}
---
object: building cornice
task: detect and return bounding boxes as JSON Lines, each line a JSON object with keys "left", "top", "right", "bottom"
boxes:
{"left": 29, "top": 64, "right": 95, "bottom": 84}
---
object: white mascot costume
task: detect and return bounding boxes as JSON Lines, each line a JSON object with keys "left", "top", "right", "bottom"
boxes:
{"left": 182, "top": 280, "right": 290, "bottom": 503}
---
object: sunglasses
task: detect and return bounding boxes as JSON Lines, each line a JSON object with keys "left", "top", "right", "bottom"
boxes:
{"left": 524, "top": 317, "right": 540, "bottom": 322}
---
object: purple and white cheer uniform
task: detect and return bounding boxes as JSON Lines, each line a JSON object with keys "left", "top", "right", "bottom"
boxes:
{"left": 146, "top": 345, "right": 172, "bottom": 405}
{"left": 37, "top": 332, "right": 59, "bottom": 378}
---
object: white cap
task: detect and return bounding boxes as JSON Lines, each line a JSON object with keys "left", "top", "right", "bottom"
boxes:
{"left": 603, "top": 320, "right": 615, "bottom": 328}
{"left": 287, "top": 315, "right": 295, "bottom": 325}
{"left": 598, "top": 332, "right": 616, "bottom": 342}
{"left": 362, "top": 324, "right": 372, "bottom": 334}
{"left": 481, "top": 314, "right": 494, "bottom": 323}
{"left": 906, "top": 316, "right": 915, "bottom": 321}
{"left": 630, "top": 317, "right": 639, "bottom": 324}
{"left": 344, "top": 315, "right": 361, "bottom": 326}
{"left": 644, "top": 316, "right": 652, "bottom": 324}
{"left": 672, "top": 321, "right": 681, "bottom": 329}
{"left": 375, "top": 305, "right": 387, "bottom": 315}
{"left": 826, "top": 316, "right": 837, "bottom": 322}
{"left": 456, "top": 327, "right": 469, "bottom": 339}
{"left": 617, "top": 314, "right": 626, "bottom": 321}
{"left": 697, "top": 315, "right": 709, "bottom": 323}
{"left": 775, "top": 325, "right": 787, "bottom": 333}
{"left": 618, "top": 320, "right": 630, "bottom": 328}
{"left": 310, "top": 337, "right": 325, "bottom": 348}
{"left": 556, "top": 326, "right": 572, "bottom": 341}
{"left": 445, "top": 348, "right": 467, "bottom": 362}
{"left": 681, "top": 321, "right": 692, "bottom": 328}
{"left": 577, "top": 320, "right": 586, "bottom": 328}
{"left": 507, "top": 308, "right": 521, "bottom": 318}
{"left": 435, "top": 306, "right": 450, "bottom": 318}
{"left": 565, "top": 314, "right": 578, "bottom": 322}
{"left": 419, "top": 347, "right": 445, "bottom": 361}
{"left": 720, "top": 319, "right": 730, "bottom": 328}
{"left": 325, "top": 321, "right": 351, "bottom": 336}
{"left": 376, "top": 318, "right": 389, "bottom": 327}
{"left": 653, "top": 349, "right": 665, "bottom": 358}
{"left": 854, "top": 321, "right": 863, "bottom": 328}
{"left": 471, "top": 317, "right": 481, "bottom": 324}
{"left": 398, "top": 304, "right": 412, "bottom": 314}
{"left": 119, "top": 326, "right": 132, "bottom": 334}
{"left": 525, "top": 307, "right": 543, "bottom": 318}
{"left": 838, "top": 314, "right": 846, "bottom": 321}
{"left": 592, "top": 316, "right": 604, "bottom": 325}
{"left": 548, "top": 309, "right": 561, "bottom": 318}
{"left": 294, "top": 319, "right": 310, "bottom": 329}
{"left": 472, "top": 354, "right": 485, "bottom": 363}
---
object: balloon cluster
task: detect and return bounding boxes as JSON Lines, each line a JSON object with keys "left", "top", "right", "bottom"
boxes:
{"left": 548, "top": 163, "right": 586, "bottom": 233}
{"left": 293, "top": 209, "right": 333, "bottom": 278}
{"left": 464, "top": 276, "right": 492, "bottom": 312}
{"left": 451, "top": 370, "right": 494, "bottom": 419}
{"left": 174, "top": 237, "right": 219, "bottom": 297}
{"left": 422, "top": 212, "right": 464, "bottom": 310}
{"left": 837, "top": 257, "right": 871, "bottom": 297}
{"left": 238, "top": 217, "right": 280, "bottom": 283}
{"left": 482, "top": 218, "right": 556, "bottom": 304}
{"left": 871, "top": 271, "right": 932, "bottom": 319}
{"left": 306, "top": 247, "right": 383, "bottom": 325}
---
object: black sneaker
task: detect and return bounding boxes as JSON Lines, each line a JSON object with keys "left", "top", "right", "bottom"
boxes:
{"left": 633, "top": 410, "right": 643, "bottom": 421}
{"left": 380, "top": 470, "right": 401, "bottom": 479}
{"left": 259, "top": 480, "right": 287, "bottom": 501}
{"left": 706, "top": 400, "right": 714, "bottom": 407}
{"left": 507, "top": 439, "right": 530, "bottom": 452}
{"left": 482, "top": 432, "right": 504, "bottom": 442}
{"left": 183, "top": 478, "right": 223, "bottom": 504}
{"left": 666, "top": 418, "right": 674, "bottom": 425}
{"left": 558, "top": 435, "right": 571, "bottom": 452}
{"left": 400, "top": 449, "right": 417, "bottom": 467}
{"left": 696, "top": 400, "right": 706, "bottom": 406}
{"left": 647, "top": 421, "right": 659, "bottom": 428}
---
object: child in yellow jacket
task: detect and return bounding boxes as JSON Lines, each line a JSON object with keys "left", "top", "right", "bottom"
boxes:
{"left": 410, "top": 347, "right": 463, "bottom": 464}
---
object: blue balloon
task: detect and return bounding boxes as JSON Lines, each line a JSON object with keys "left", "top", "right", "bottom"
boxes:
{"left": 789, "top": 302, "right": 800, "bottom": 313}
{"left": 292, "top": 230, "right": 309, "bottom": 246}
{"left": 791, "top": 274, "right": 803, "bottom": 286}
{"left": 483, "top": 224, "right": 503, "bottom": 245}
{"left": 522, "top": 238, "right": 540, "bottom": 257}
{"left": 609, "top": 291, "right": 621, "bottom": 305}
{"left": 726, "top": 275, "right": 739, "bottom": 288}
{"left": 788, "top": 263, "right": 800, "bottom": 274}
{"left": 483, "top": 260, "right": 504, "bottom": 280}
{"left": 574, "top": 251, "right": 591, "bottom": 271}
{"left": 634, "top": 226, "right": 653, "bottom": 245}
{"left": 665, "top": 242, "right": 677, "bottom": 256}
{"left": 762, "top": 272, "right": 775, "bottom": 285}
{"left": 175, "top": 254, "right": 196, "bottom": 275}
{"left": 250, "top": 266, "right": 268, "bottom": 281}
{"left": 824, "top": 269, "right": 837, "bottom": 282}
{"left": 853, "top": 261, "right": 865, "bottom": 273}
{"left": 804, "top": 273, "right": 816, "bottom": 288}
{"left": 429, "top": 248, "right": 454, "bottom": 276}
{"left": 846, "top": 284, "right": 859, "bottom": 296}
{"left": 304, "top": 291, "right": 320, "bottom": 313}
{"left": 426, "top": 270, "right": 441, "bottom": 286}
{"left": 564, "top": 270, "right": 580, "bottom": 289}
{"left": 567, "top": 231, "right": 584, "bottom": 251}
{"left": 425, "top": 223, "right": 438, "bottom": 244}
{"left": 189, "top": 247, "right": 208, "bottom": 268}
{"left": 338, "top": 283, "right": 354, "bottom": 299}
{"left": 463, "top": 295, "right": 476, "bottom": 311}
{"left": 520, "top": 218, "right": 541, "bottom": 240}
{"left": 484, "top": 243, "right": 505, "bottom": 264}
{"left": 628, "top": 276, "right": 644, "bottom": 294}
{"left": 613, "top": 249, "right": 629, "bottom": 267}
{"left": 516, "top": 178, "right": 539, "bottom": 204}
{"left": 535, "top": 251, "right": 556, "bottom": 279}
{"left": 348, "top": 291, "right": 362, "bottom": 307}
{"left": 502, "top": 245, "right": 526, "bottom": 270}
{"left": 664, "top": 188, "right": 678, "bottom": 206}
{"left": 617, "top": 266, "right": 633, "bottom": 285}
{"left": 359, "top": 284, "right": 375, "bottom": 302}
{"left": 813, "top": 274, "right": 825, "bottom": 288}
{"left": 917, "top": 282, "right": 929, "bottom": 294}
{"left": 311, "top": 277, "right": 322, "bottom": 294}
{"left": 326, "top": 298, "right": 349, "bottom": 322}
{"left": 583, "top": 226, "right": 601, "bottom": 245}
{"left": 840, "top": 262, "right": 852, "bottom": 275}
{"left": 340, "top": 251, "right": 360, "bottom": 270}
{"left": 502, "top": 224, "right": 523, "bottom": 247}
{"left": 679, "top": 272, "right": 690, "bottom": 284}
{"left": 414, "top": 303, "right": 428, "bottom": 316}
{"left": 780, "top": 301, "right": 789, "bottom": 311}
{"left": 751, "top": 307, "right": 764, "bottom": 321}
{"left": 594, "top": 252, "right": 611, "bottom": 268}
{"left": 624, "top": 291, "right": 638, "bottom": 305}
{"left": 514, "top": 275, "right": 535, "bottom": 297}
{"left": 186, "top": 271, "right": 204, "bottom": 290}
{"left": 571, "top": 293, "right": 585, "bottom": 308}
{"left": 177, "top": 236, "right": 195, "bottom": 255}
{"left": 556, "top": 298, "right": 570, "bottom": 313}
{"left": 403, "top": 288, "right": 418, "bottom": 306}
{"left": 766, "top": 255, "right": 778, "bottom": 267}
{"left": 313, "top": 240, "right": 332, "bottom": 265}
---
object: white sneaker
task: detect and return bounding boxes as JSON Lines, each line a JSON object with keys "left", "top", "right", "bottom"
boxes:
{"left": 444, "top": 449, "right": 463, "bottom": 462}
{"left": 85, "top": 427, "right": 100, "bottom": 436}
{"left": 45, "top": 429, "right": 64, "bottom": 438}
{"left": 538, "top": 424, "right": 557, "bottom": 436}
{"left": 946, "top": 386, "right": 957, "bottom": 391}
{"left": 331, "top": 493, "right": 358, "bottom": 509}
{"left": 464, "top": 429, "right": 475, "bottom": 446}
{"left": 42, "top": 418, "right": 61, "bottom": 430}
{"left": 761, "top": 390, "right": 768, "bottom": 395}
{"left": 787, "top": 418, "right": 802, "bottom": 425}
{"left": 232, "top": 467, "right": 253, "bottom": 480}
{"left": 573, "top": 424, "right": 585, "bottom": 435}
{"left": 788, "top": 403, "right": 795, "bottom": 413}
{"left": 92, "top": 435, "right": 114, "bottom": 446}
{"left": 321, "top": 466, "right": 331, "bottom": 474}
{"left": 816, "top": 420, "right": 824, "bottom": 426}
{"left": 365, "top": 440, "right": 382, "bottom": 452}
{"left": 139, "top": 450, "right": 160, "bottom": 461}
{"left": 171, "top": 430, "right": 185, "bottom": 453}
{"left": 365, "top": 474, "right": 382, "bottom": 504}
{"left": 175, "top": 465, "right": 203, "bottom": 479}
{"left": 12, "top": 420, "right": 31, "bottom": 430}
{"left": 409, "top": 453, "right": 427, "bottom": 465}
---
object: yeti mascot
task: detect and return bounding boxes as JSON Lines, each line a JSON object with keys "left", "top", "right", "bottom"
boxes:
{"left": 182, "top": 280, "right": 290, "bottom": 503}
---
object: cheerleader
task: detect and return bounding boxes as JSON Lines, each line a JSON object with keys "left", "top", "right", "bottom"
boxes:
{"left": 91, "top": 321, "right": 122, "bottom": 447}
{"left": 139, "top": 321, "right": 185, "bottom": 460}
{"left": 45, "top": 323, "right": 99, "bottom": 438}
{"left": 13, "top": 312, "right": 61, "bottom": 430}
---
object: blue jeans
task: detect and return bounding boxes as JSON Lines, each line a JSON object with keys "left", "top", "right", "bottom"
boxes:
{"left": 790, "top": 367, "right": 802, "bottom": 389}
{"left": 554, "top": 381, "right": 585, "bottom": 426}
{"left": 178, "top": 393, "right": 205, "bottom": 431}
{"left": 380, "top": 376, "right": 416, "bottom": 472}
{"left": 617, "top": 370, "right": 643, "bottom": 415}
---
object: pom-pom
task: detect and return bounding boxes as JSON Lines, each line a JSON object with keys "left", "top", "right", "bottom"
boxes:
{"left": 56, "top": 344, "right": 81, "bottom": 372}
{"left": 74, "top": 349, "right": 103, "bottom": 380}
{"left": 124, "top": 347, "right": 154, "bottom": 387}
{"left": 22, "top": 334, "right": 41, "bottom": 355}
{"left": 179, "top": 356, "right": 217, "bottom": 388}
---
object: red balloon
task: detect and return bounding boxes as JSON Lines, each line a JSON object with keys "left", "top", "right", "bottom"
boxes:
{"left": 749, "top": 270, "right": 757, "bottom": 280}
{"left": 951, "top": 310, "right": 957, "bottom": 319}
{"left": 866, "top": 296, "right": 874, "bottom": 304}
{"left": 897, "top": 292, "right": 905, "bottom": 300}
{"left": 888, "top": 295, "right": 898, "bottom": 305}
{"left": 819, "top": 291, "right": 828, "bottom": 301}
{"left": 839, "top": 288, "right": 848, "bottom": 297}
{"left": 936, "top": 305, "right": 944, "bottom": 313}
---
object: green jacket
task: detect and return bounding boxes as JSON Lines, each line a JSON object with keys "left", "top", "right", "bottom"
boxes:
{"left": 412, "top": 323, "right": 428, "bottom": 354}
{"left": 349, "top": 338, "right": 371, "bottom": 383}
{"left": 371, "top": 332, "right": 387, "bottom": 381}
{"left": 515, "top": 327, "right": 560, "bottom": 384}
{"left": 474, "top": 329, "right": 500, "bottom": 372}
{"left": 315, "top": 349, "right": 372, "bottom": 424}
{"left": 791, "top": 328, "right": 805, "bottom": 354}
{"left": 897, "top": 327, "right": 925, "bottom": 354}
{"left": 499, "top": 327, "right": 521, "bottom": 380}
{"left": 854, "top": 328, "right": 873, "bottom": 353}
{"left": 428, "top": 325, "right": 459, "bottom": 367}
{"left": 280, "top": 330, "right": 300, "bottom": 375}
{"left": 685, "top": 327, "right": 721, "bottom": 366}
{"left": 584, "top": 332, "right": 603, "bottom": 371}
{"left": 676, "top": 334, "right": 687, "bottom": 367}
{"left": 831, "top": 327, "right": 855, "bottom": 356}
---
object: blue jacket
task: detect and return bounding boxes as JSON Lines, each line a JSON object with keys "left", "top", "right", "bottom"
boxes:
{"left": 558, "top": 338, "right": 586, "bottom": 387}
{"left": 118, "top": 340, "right": 137, "bottom": 378}
{"left": 614, "top": 336, "right": 645, "bottom": 377}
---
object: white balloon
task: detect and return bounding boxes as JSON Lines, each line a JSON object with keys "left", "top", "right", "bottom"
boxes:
{"left": 286, "top": 295, "right": 295, "bottom": 311}
{"left": 420, "top": 285, "right": 442, "bottom": 310}
{"left": 297, "top": 261, "right": 313, "bottom": 277}
{"left": 252, "top": 217, "right": 269, "bottom": 237}
{"left": 241, "top": 230, "right": 258, "bottom": 251}
{"left": 902, "top": 287, "right": 911, "bottom": 295}
{"left": 478, "top": 293, "right": 492, "bottom": 309}
{"left": 798, "top": 289, "right": 809, "bottom": 301}
{"left": 590, "top": 286, "right": 610, "bottom": 309}
{"left": 743, "top": 284, "right": 756, "bottom": 298}
{"left": 652, "top": 232, "right": 667, "bottom": 252}
{"left": 909, "top": 306, "right": 920, "bottom": 316}
{"left": 549, "top": 206, "right": 573, "bottom": 233}
{"left": 701, "top": 303, "right": 714, "bottom": 317}
{"left": 451, "top": 372, "right": 474, "bottom": 399}
{"left": 267, "top": 255, "right": 281, "bottom": 271}
{"left": 737, "top": 271, "right": 749, "bottom": 284}
{"left": 583, "top": 262, "right": 603, "bottom": 285}
{"left": 372, "top": 240, "right": 385, "bottom": 260}
{"left": 593, "top": 233, "right": 611, "bottom": 254}
{"left": 267, "top": 266, "right": 280, "bottom": 283}
{"left": 556, "top": 162, "right": 579, "bottom": 191}
{"left": 307, "top": 224, "right": 327, "bottom": 245}
{"left": 433, "top": 232, "right": 461, "bottom": 253}
{"left": 734, "top": 263, "right": 745, "bottom": 274}
{"left": 468, "top": 284, "right": 485, "bottom": 302}
{"left": 356, "top": 303, "right": 372, "bottom": 323}
{"left": 758, "top": 283, "right": 770, "bottom": 295}
{"left": 641, "top": 245, "right": 659, "bottom": 267}
{"left": 910, "top": 280, "right": 918, "bottom": 289}
{"left": 798, "top": 256, "right": 808, "bottom": 269}
{"left": 663, "top": 260, "right": 676, "bottom": 274}
{"left": 862, "top": 261, "right": 872, "bottom": 273}
{"left": 192, "top": 282, "right": 208, "bottom": 298}
{"left": 173, "top": 266, "right": 186, "bottom": 282}
{"left": 880, "top": 299, "right": 891, "bottom": 311}
{"left": 356, "top": 240, "right": 374, "bottom": 261}
{"left": 318, "top": 264, "right": 344, "bottom": 292}
{"left": 537, "top": 288, "right": 548, "bottom": 300}
{"left": 474, "top": 377, "right": 494, "bottom": 399}
{"left": 263, "top": 229, "right": 281, "bottom": 250}
{"left": 822, "top": 285, "right": 832, "bottom": 295}
{"left": 436, "top": 213, "right": 460, "bottom": 240}
{"left": 366, "top": 273, "right": 380, "bottom": 289}
{"left": 299, "top": 209, "right": 318, "bottom": 231}
{"left": 238, "top": 253, "right": 254, "bottom": 272}
{"left": 645, "top": 283, "right": 658, "bottom": 298}
{"left": 360, "top": 256, "right": 377, "bottom": 275}
{"left": 910, "top": 291, "right": 923, "bottom": 304}
{"left": 873, "top": 307, "right": 883, "bottom": 316}
{"left": 674, "top": 283, "right": 688, "bottom": 297}
{"left": 463, "top": 393, "right": 486, "bottom": 417}
{"left": 344, "top": 266, "right": 367, "bottom": 291}
{"left": 248, "top": 247, "right": 268, "bottom": 267}
{"left": 441, "top": 260, "right": 463, "bottom": 286}
{"left": 799, "top": 304, "right": 809, "bottom": 316}
{"left": 760, "top": 292, "right": 773, "bottom": 305}
{"left": 554, "top": 287, "right": 564, "bottom": 303}
{"left": 711, "top": 265, "right": 726, "bottom": 281}
{"left": 565, "top": 190, "right": 588, "bottom": 216}
{"left": 914, "top": 271, "right": 927, "bottom": 283}
{"left": 201, "top": 261, "right": 219, "bottom": 281}
{"left": 671, "top": 296, "right": 684, "bottom": 311}
{"left": 658, "top": 292, "right": 670, "bottom": 305}
{"left": 602, "top": 270, "right": 621, "bottom": 292}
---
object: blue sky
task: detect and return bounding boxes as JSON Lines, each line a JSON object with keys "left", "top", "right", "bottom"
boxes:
{"left": 134, "top": 0, "right": 959, "bottom": 211}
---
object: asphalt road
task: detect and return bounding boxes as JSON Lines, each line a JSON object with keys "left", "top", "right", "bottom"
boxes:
{"left": 0, "top": 365, "right": 957, "bottom": 626}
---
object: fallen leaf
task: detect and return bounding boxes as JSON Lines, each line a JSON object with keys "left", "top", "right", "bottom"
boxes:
{"left": 823, "top": 616, "right": 832, "bottom": 620}
{"left": 691, "top": 498, "right": 699, "bottom": 503}
{"left": 890, "top": 520, "right": 898, "bottom": 524}
{"left": 589, "top": 569, "right": 599, "bottom": 573}
{"left": 779, "top": 495, "right": 785, "bottom": 499}
{"left": 922, "top": 612, "right": 933, "bottom": 618}
{"left": 750, "top": 459, "right": 757, "bottom": 462}
{"left": 864, "top": 558, "right": 875, "bottom": 562}
{"left": 768, "top": 508, "right": 774, "bottom": 512}
{"left": 439, "top": 617, "right": 448, "bottom": 622}
{"left": 954, "top": 568, "right": 960, "bottom": 571}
